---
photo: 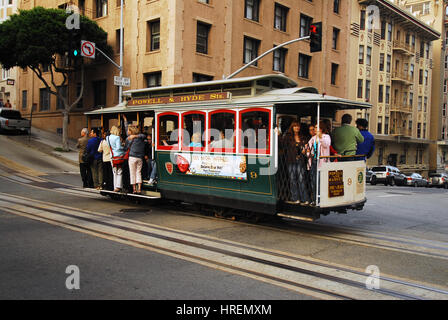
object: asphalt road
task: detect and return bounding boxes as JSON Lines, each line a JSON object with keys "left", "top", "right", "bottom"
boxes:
{"left": 1, "top": 134, "right": 448, "bottom": 301}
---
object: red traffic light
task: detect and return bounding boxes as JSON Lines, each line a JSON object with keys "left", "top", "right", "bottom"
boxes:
{"left": 309, "top": 22, "right": 322, "bottom": 53}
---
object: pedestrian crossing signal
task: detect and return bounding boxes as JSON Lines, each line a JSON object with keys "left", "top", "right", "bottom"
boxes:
{"left": 309, "top": 22, "right": 322, "bottom": 53}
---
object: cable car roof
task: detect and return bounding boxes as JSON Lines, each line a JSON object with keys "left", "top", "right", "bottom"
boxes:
{"left": 85, "top": 75, "right": 371, "bottom": 115}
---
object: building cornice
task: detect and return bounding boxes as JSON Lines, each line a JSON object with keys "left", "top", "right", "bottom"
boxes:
{"left": 359, "top": 0, "right": 440, "bottom": 40}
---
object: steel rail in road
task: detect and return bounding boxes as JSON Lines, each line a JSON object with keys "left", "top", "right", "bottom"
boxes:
{"left": 1, "top": 191, "right": 447, "bottom": 300}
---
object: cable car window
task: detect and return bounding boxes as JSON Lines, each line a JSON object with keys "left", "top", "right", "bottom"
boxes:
{"left": 209, "top": 110, "right": 236, "bottom": 153}
{"left": 157, "top": 112, "right": 179, "bottom": 150}
{"left": 240, "top": 108, "right": 271, "bottom": 154}
{"left": 182, "top": 111, "right": 206, "bottom": 151}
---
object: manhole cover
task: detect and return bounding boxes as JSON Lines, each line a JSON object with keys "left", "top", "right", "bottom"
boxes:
{"left": 118, "top": 208, "right": 151, "bottom": 214}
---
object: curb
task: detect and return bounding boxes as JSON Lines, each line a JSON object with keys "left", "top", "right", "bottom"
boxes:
{"left": 5, "top": 134, "right": 79, "bottom": 167}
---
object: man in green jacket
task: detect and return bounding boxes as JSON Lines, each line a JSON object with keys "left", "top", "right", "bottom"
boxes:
{"left": 332, "top": 114, "right": 364, "bottom": 156}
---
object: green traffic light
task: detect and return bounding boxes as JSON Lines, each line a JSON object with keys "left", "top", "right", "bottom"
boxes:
{"left": 73, "top": 49, "right": 78, "bottom": 57}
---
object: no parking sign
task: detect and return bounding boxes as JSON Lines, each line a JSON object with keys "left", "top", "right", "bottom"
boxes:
{"left": 81, "top": 40, "right": 95, "bottom": 59}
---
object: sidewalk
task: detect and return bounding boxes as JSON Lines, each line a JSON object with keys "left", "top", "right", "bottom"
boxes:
{"left": 6, "top": 127, "right": 80, "bottom": 166}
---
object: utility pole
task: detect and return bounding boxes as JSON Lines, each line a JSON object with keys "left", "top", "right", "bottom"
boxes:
{"left": 119, "top": 0, "right": 124, "bottom": 104}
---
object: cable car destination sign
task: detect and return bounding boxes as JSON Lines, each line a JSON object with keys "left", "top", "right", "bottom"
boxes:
{"left": 128, "top": 92, "right": 231, "bottom": 107}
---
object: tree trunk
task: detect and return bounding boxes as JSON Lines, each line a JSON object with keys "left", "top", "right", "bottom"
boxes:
{"left": 62, "top": 110, "right": 70, "bottom": 151}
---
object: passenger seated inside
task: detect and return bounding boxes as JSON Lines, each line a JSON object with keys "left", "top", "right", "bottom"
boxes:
{"left": 210, "top": 130, "right": 233, "bottom": 149}
{"left": 189, "top": 132, "right": 202, "bottom": 147}
{"left": 162, "top": 130, "right": 179, "bottom": 146}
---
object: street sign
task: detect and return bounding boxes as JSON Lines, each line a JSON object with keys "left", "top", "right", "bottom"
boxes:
{"left": 114, "top": 76, "right": 131, "bottom": 87}
{"left": 81, "top": 40, "right": 96, "bottom": 59}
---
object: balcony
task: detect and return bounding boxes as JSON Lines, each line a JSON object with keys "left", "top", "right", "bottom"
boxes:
{"left": 390, "top": 101, "right": 413, "bottom": 114}
{"left": 393, "top": 40, "right": 415, "bottom": 56}
{"left": 391, "top": 70, "right": 413, "bottom": 85}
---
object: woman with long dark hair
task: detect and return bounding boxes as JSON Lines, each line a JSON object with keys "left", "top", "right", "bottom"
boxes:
{"left": 282, "top": 121, "right": 311, "bottom": 204}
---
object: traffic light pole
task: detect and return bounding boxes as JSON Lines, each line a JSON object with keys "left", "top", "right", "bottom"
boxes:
{"left": 225, "top": 36, "right": 310, "bottom": 80}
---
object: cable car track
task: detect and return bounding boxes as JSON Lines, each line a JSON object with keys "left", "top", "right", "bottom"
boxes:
{"left": 0, "top": 192, "right": 447, "bottom": 300}
{"left": 1, "top": 168, "right": 448, "bottom": 263}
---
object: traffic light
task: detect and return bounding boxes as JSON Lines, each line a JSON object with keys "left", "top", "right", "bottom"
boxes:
{"left": 309, "top": 22, "right": 322, "bottom": 53}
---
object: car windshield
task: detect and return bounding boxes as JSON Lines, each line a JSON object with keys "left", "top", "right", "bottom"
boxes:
{"left": 372, "top": 167, "right": 387, "bottom": 172}
{"left": 404, "top": 173, "right": 413, "bottom": 176}
{"left": 0, "top": 110, "right": 22, "bottom": 119}
{"left": 429, "top": 174, "right": 441, "bottom": 177}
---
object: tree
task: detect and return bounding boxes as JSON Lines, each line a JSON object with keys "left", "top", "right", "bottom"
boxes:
{"left": 0, "top": 7, "right": 112, "bottom": 150}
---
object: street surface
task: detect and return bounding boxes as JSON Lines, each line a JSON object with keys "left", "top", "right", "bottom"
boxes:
{"left": 1, "top": 134, "right": 448, "bottom": 301}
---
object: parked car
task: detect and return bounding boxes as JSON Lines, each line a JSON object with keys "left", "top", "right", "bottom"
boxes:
{"left": 403, "top": 173, "right": 428, "bottom": 187}
{"left": 428, "top": 173, "right": 448, "bottom": 189}
{"left": 369, "top": 165, "right": 402, "bottom": 186}
{"left": 0, "top": 108, "right": 31, "bottom": 134}
{"left": 366, "top": 168, "right": 373, "bottom": 183}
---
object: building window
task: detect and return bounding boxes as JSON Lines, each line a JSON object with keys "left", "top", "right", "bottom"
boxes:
{"left": 387, "top": 23, "right": 392, "bottom": 41}
{"left": 56, "top": 86, "right": 67, "bottom": 110}
{"left": 357, "top": 79, "right": 363, "bottom": 98}
{"left": 419, "top": 69, "right": 423, "bottom": 85}
{"left": 417, "top": 122, "right": 421, "bottom": 138}
{"left": 360, "top": 10, "right": 366, "bottom": 30}
{"left": 378, "top": 85, "right": 384, "bottom": 103}
{"left": 386, "top": 54, "right": 391, "bottom": 73}
{"left": 147, "top": 19, "right": 160, "bottom": 52}
{"left": 365, "top": 80, "right": 371, "bottom": 100}
{"left": 443, "top": 103, "right": 447, "bottom": 117}
{"left": 424, "top": 97, "right": 428, "bottom": 112}
{"left": 95, "top": 0, "right": 108, "bottom": 18}
{"left": 274, "top": 3, "right": 288, "bottom": 32}
{"left": 418, "top": 96, "right": 422, "bottom": 111}
{"left": 22, "top": 90, "right": 27, "bottom": 110}
{"left": 273, "top": 47, "right": 287, "bottom": 72}
{"left": 243, "top": 36, "right": 260, "bottom": 65}
{"left": 366, "top": 46, "right": 372, "bottom": 66}
{"left": 144, "top": 72, "right": 162, "bottom": 88}
{"left": 115, "top": 29, "right": 123, "bottom": 53}
{"left": 298, "top": 53, "right": 311, "bottom": 79}
{"left": 39, "top": 88, "right": 51, "bottom": 111}
{"left": 244, "top": 0, "right": 260, "bottom": 22}
{"left": 300, "top": 14, "right": 312, "bottom": 38}
{"left": 410, "top": 64, "right": 414, "bottom": 79}
{"left": 333, "top": 0, "right": 340, "bottom": 14}
{"left": 359, "top": 45, "right": 364, "bottom": 64}
{"left": 424, "top": 70, "right": 428, "bottom": 85}
{"left": 92, "top": 80, "right": 107, "bottom": 108}
{"left": 385, "top": 86, "right": 390, "bottom": 104}
{"left": 377, "top": 116, "right": 382, "bottom": 134}
{"left": 409, "top": 92, "right": 414, "bottom": 107}
{"left": 76, "top": 83, "right": 83, "bottom": 109}
{"left": 384, "top": 116, "right": 389, "bottom": 135}
{"left": 331, "top": 63, "right": 338, "bottom": 85}
{"left": 332, "top": 28, "right": 339, "bottom": 50}
{"left": 379, "top": 53, "right": 385, "bottom": 71}
{"left": 381, "top": 20, "right": 386, "bottom": 39}
{"left": 196, "top": 22, "right": 211, "bottom": 54}
{"left": 193, "top": 73, "right": 213, "bottom": 82}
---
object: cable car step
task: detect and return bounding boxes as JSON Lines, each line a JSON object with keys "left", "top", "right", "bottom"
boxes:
{"left": 277, "top": 213, "right": 316, "bottom": 222}
{"left": 99, "top": 189, "right": 161, "bottom": 199}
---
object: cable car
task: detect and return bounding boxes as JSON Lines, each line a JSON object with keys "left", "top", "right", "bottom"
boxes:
{"left": 86, "top": 74, "right": 371, "bottom": 221}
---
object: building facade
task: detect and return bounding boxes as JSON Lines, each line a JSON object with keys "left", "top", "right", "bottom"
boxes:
{"left": 350, "top": 0, "right": 439, "bottom": 176}
{"left": 16, "top": 0, "right": 350, "bottom": 139}
{"left": 0, "top": 0, "right": 18, "bottom": 109}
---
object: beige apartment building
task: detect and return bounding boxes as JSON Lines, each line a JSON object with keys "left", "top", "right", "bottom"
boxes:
{"left": 16, "top": 0, "right": 350, "bottom": 139}
{"left": 401, "top": 0, "right": 448, "bottom": 174}
{"left": 0, "top": 0, "right": 18, "bottom": 109}
{"left": 351, "top": 0, "right": 440, "bottom": 176}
